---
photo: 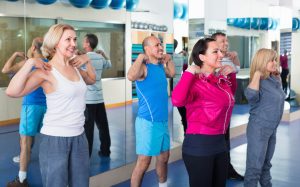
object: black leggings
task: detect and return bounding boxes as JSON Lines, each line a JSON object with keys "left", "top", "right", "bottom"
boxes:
{"left": 183, "top": 152, "right": 228, "bottom": 187}
{"left": 281, "top": 68, "right": 289, "bottom": 91}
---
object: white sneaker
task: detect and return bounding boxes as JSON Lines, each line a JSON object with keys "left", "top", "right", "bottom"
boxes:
{"left": 13, "top": 155, "right": 20, "bottom": 163}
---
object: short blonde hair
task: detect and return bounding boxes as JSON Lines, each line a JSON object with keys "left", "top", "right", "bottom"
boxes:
{"left": 41, "top": 24, "right": 74, "bottom": 60}
{"left": 250, "top": 48, "right": 278, "bottom": 80}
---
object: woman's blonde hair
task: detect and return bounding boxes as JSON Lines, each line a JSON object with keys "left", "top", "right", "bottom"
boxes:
{"left": 41, "top": 24, "right": 74, "bottom": 60}
{"left": 250, "top": 48, "right": 278, "bottom": 80}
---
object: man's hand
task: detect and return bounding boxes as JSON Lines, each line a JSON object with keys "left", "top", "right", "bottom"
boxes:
{"left": 95, "top": 50, "right": 110, "bottom": 60}
{"left": 161, "top": 54, "right": 172, "bottom": 65}
{"left": 226, "top": 51, "right": 237, "bottom": 61}
{"left": 136, "top": 53, "right": 149, "bottom": 64}
{"left": 219, "top": 65, "right": 235, "bottom": 76}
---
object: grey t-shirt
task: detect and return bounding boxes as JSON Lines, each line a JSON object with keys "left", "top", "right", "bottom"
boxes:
{"left": 85, "top": 52, "right": 112, "bottom": 104}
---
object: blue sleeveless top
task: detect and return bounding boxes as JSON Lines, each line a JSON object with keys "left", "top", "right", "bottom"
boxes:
{"left": 136, "top": 63, "right": 168, "bottom": 122}
{"left": 22, "top": 59, "right": 48, "bottom": 106}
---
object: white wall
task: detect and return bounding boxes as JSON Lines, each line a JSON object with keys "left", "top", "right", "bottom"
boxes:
{"left": 291, "top": 7, "right": 300, "bottom": 101}
{"left": 228, "top": 0, "right": 269, "bottom": 18}
{"left": 0, "top": 88, "right": 22, "bottom": 121}
{"left": 174, "top": 20, "right": 188, "bottom": 53}
{"left": 189, "top": 0, "right": 204, "bottom": 19}
{"left": 131, "top": 0, "right": 173, "bottom": 33}
{"left": 102, "top": 79, "right": 127, "bottom": 105}
{"left": 291, "top": 32, "right": 300, "bottom": 101}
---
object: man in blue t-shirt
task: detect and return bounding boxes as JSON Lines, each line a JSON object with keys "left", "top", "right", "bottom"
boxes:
{"left": 2, "top": 37, "right": 47, "bottom": 187}
{"left": 127, "top": 35, "right": 175, "bottom": 187}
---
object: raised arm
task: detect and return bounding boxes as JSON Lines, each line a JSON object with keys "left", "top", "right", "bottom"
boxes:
{"left": 172, "top": 65, "right": 200, "bottom": 107}
{"left": 162, "top": 54, "right": 175, "bottom": 78}
{"left": 2, "top": 52, "right": 26, "bottom": 74}
{"left": 96, "top": 50, "right": 112, "bottom": 69}
{"left": 228, "top": 51, "right": 240, "bottom": 66}
{"left": 218, "top": 65, "right": 237, "bottom": 94}
{"left": 245, "top": 71, "right": 261, "bottom": 103}
{"left": 127, "top": 53, "right": 147, "bottom": 81}
{"left": 5, "top": 58, "right": 49, "bottom": 98}
{"left": 248, "top": 71, "right": 261, "bottom": 91}
{"left": 70, "top": 54, "right": 96, "bottom": 85}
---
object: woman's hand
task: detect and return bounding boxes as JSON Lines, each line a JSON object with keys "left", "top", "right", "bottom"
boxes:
{"left": 29, "top": 58, "right": 51, "bottom": 71}
{"left": 69, "top": 54, "right": 90, "bottom": 68}
{"left": 186, "top": 65, "right": 201, "bottom": 75}
{"left": 254, "top": 71, "right": 262, "bottom": 79}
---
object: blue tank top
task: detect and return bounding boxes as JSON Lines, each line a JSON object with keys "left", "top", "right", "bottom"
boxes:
{"left": 22, "top": 59, "right": 48, "bottom": 106}
{"left": 136, "top": 63, "right": 168, "bottom": 122}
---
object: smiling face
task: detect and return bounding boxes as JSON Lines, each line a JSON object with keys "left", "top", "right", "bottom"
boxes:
{"left": 200, "top": 41, "right": 224, "bottom": 72}
{"left": 56, "top": 29, "right": 77, "bottom": 58}
{"left": 144, "top": 36, "right": 164, "bottom": 60}
{"left": 266, "top": 59, "right": 278, "bottom": 73}
{"left": 82, "top": 37, "right": 90, "bottom": 52}
{"left": 215, "top": 35, "right": 229, "bottom": 53}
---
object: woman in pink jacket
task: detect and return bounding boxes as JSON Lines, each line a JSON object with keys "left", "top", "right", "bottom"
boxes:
{"left": 172, "top": 38, "right": 237, "bottom": 187}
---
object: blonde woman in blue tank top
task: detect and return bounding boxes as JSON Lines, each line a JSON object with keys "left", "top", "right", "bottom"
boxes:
{"left": 6, "top": 24, "right": 96, "bottom": 187}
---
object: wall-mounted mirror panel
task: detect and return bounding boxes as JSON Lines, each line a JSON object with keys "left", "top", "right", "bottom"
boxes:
{"left": 0, "top": 1, "right": 127, "bottom": 186}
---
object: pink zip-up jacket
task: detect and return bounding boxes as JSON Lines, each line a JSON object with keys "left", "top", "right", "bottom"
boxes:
{"left": 172, "top": 71, "right": 236, "bottom": 135}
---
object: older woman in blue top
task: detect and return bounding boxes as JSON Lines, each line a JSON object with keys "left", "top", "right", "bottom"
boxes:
{"left": 244, "top": 48, "right": 285, "bottom": 187}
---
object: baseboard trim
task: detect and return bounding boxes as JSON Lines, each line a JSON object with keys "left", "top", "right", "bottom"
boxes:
{"left": 105, "top": 100, "right": 133, "bottom": 109}
{"left": 0, "top": 119, "right": 19, "bottom": 126}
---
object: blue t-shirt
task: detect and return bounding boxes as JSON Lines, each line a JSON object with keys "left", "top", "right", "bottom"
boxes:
{"left": 136, "top": 63, "right": 168, "bottom": 122}
{"left": 22, "top": 59, "right": 48, "bottom": 106}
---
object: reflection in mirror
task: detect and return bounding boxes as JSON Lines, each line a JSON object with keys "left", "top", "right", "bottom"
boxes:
{"left": 0, "top": 1, "right": 126, "bottom": 186}
{"left": 0, "top": 2, "right": 28, "bottom": 186}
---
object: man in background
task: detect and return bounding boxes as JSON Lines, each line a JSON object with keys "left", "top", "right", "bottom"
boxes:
{"left": 82, "top": 33, "right": 112, "bottom": 157}
{"left": 280, "top": 49, "right": 289, "bottom": 93}
{"left": 212, "top": 32, "right": 244, "bottom": 181}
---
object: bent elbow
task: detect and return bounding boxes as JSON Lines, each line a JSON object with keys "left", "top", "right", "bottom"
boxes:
{"left": 127, "top": 74, "right": 135, "bottom": 82}
{"left": 5, "top": 89, "right": 19, "bottom": 98}
{"left": 2, "top": 69, "right": 8, "bottom": 74}
{"left": 170, "top": 71, "right": 176, "bottom": 78}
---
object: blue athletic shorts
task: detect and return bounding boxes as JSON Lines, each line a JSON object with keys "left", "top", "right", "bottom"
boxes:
{"left": 19, "top": 105, "right": 46, "bottom": 136}
{"left": 135, "top": 117, "right": 170, "bottom": 156}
